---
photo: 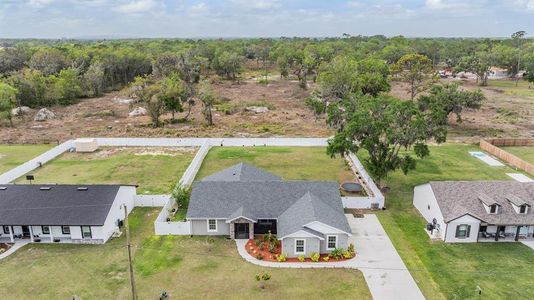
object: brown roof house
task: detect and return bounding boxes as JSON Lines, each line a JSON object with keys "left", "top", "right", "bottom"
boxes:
{"left": 413, "top": 181, "right": 534, "bottom": 243}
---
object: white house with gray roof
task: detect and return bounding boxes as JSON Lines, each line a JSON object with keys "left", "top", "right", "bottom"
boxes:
{"left": 413, "top": 181, "right": 534, "bottom": 243}
{"left": 0, "top": 184, "right": 136, "bottom": 244}
{"left": 187, "top": 163, "right": 352, "bottom": 257}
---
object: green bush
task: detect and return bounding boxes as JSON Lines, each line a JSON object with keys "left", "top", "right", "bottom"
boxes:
{"left": 348, "top": 243, "right": 355, "bottom": 254}
{"left": 343, "top": 251, "right": 353, "bottom": 259}
{"left": 268, "top": 243, "right": 277, "bottom": 254}
{"left": 254, "top": 239, "right": 261, "bottom": 247}
{"left": 310, "top": 252, "right": 320, "bottom": 262}
{"left": 255, "top": 253, "right": 264, "bottom": 260}
{"left": 171, "top": 185, "right": 191, "bottom": 209}
{"left": 297, "top": 255, "right": 305, "bottom": 262}
{"left": 275, "top": 254, "right": 287, "bottom": 262}
{"left": 330, "top": 248, "right": 344, "bottom": 260}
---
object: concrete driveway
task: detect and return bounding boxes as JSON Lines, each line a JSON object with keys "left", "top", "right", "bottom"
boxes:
{"left": 348, "top": 214, "right": 425, "bottom": 300}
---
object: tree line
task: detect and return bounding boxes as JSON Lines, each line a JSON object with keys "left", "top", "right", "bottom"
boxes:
{"left": 1, "top": 33, "right": 533, "bottom": 128}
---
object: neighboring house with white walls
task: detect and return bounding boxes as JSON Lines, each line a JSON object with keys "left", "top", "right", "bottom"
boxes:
{"left": 413, "top": 181, "right": 534, "bottom": 243}
{"left": 0, "top": 184, "right": 136, "bottom": 244}
{"left": 187, "top": 163, "right": 352, "bottom": 257}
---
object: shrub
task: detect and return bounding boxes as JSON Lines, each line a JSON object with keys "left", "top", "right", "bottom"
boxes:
{"left": 343, "top": 251, "right": 353, "bottom": 259}
{"left": 268, "top": 243, "right": 277, "bottom": 254}
{"left": 259, "top": 242, "right": 265, "bottom": 251}
{"left": 297, "top": 255, "right": 305, "bottom": 262}
{"left": 323, "top": 256, "right": 330, "bottom": 262}
{"left": 330, "top": 248, "right": 344, "bottom": 260}
{"left": 348, "top": 243, "right": 355, "bottom": 254}
{"left": 275, "top": 254, "right": 287, "bottom": 262}
{"left": 255, "top": 253, "right": 264, "bottom": 260}
{"left": 254, "top": 239, "right": 261, "bottom": 247}
{"left": 171, "top": 185, "right": 191, "bottom": 209}
{"left": 311, "top": 252, "right": 320, "bottom": 262}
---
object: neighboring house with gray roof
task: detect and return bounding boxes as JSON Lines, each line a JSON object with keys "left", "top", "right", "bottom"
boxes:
{"left": 413, "top": 181, "right": 534, "bottom": 243}
{"left": 0, "top": 184, "right": 136, "bottom": 244}
{"left": 187, "top": 163, "right": 352, "bottom": 257}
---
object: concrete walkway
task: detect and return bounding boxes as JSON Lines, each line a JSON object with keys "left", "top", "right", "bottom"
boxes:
{"left": 521, "top": 241, "right": 534, "bottom": 250}
{"left": 235, "top": 214, "right": 424, "bottom": 300}
{"left": 0, "top": 240, "right": 29, "bottom": 260}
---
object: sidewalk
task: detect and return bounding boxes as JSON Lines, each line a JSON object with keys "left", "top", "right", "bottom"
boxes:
{"left": 0, "top": 240, "right": 29, "bottom": 260}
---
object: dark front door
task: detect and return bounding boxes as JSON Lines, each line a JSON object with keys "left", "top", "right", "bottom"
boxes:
{"left": 234, "top": 223, "right": 249, "bottom": 239}
{"left": 21, "top": 226, "right": 30, "bottom": 238}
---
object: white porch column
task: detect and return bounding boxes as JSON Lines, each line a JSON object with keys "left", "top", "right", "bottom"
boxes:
{"left": 8, "top": 226, "right": 14, "bottom": 243}
{"left": 50, "top": 227, "right": 54, "bottom": 242}
{"left": 29, "top": 226, "right": 34, "bottom": 242}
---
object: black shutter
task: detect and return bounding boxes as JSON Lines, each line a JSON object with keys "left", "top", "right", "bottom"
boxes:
{"left": 466, "top": 225, "right": 471, "bottom": 238}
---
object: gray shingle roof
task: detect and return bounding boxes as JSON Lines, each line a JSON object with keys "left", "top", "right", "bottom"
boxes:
{"left": 188, "top": 164, "right": 351, "bottom": 236}
{"left": 277, "top": 192, "right": 351, "bottom": 238}
{"left": 0, "top": 184, "right": 123, "bottom": 226}
{"left": 201, "top": 163, "right": 282, "bottom": 182}
{"left": 429, "top": 181, "right": 534, "bottom": 225}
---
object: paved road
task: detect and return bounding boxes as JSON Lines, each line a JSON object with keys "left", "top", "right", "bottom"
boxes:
{"left": 348, "top": 214, "right": 425, "bottom": 300}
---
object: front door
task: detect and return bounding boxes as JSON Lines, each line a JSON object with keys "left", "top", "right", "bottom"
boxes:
{"left": 234, "top": 223, "right": 249, "bottom": 239}
{"left": 21, "top": 226, "right": 30, "bottom": 238}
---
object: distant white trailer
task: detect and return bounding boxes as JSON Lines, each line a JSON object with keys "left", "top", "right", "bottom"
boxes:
{"left": 75, "top": 138, "right": 99, "bottom": 153}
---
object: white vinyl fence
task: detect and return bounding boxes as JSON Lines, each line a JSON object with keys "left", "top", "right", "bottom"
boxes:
{"left": 0, "top": 140, "right": 74, "bottom": 184}
{"left": 344, "top": 153, "right": 385, "bottom": 209}
{"left": 134, "top": 195, "right": 169, "bottom": 207}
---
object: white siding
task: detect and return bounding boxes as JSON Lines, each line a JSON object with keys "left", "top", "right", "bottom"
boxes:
{"left": 190, "top": 219, "right": 230, "bottom": 235}
{"left": 413, "top": 184, "right": 446, "bottom": 240}
{"left": 70, "top": 226, "right": 82, "bottom": 239}
{"left": 445, "top": 215, "right": 480, "bottom": 243}
{"left": 99, "top": 186, "right": 136, "bottom": 243}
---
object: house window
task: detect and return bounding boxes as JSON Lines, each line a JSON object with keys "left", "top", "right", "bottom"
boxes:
{"left": 81, "top": 226, "right": 92, "bottom": 239}
{"left": 455, "top": 224, "right": 471, "bottom": 239}
{"left": 295, "top": 239, "right": 305, "bottom": 254}
{"left": 41, "top": 226, "right": 50, "bottom": 234}
{"left": 2, "top": 226, "right": 9, "bottom": 234}
{"left": 327, "top": 235, "right": 337, "bottom": 250}
{"left": 207, "top": 219, "right": 217, "bottom": 232}
{"left": 519, "top": 205, "right": 528, "bottom": 214}
{"left": 62, "top": 226, "right": 71, "bottom": 235}
{"left": 489, "top": 204, "right": 498, "bottom": 214}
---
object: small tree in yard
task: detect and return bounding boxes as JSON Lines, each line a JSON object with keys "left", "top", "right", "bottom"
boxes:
{"left": 198, "top": 80, "right": 216, "bottom": 126}
{"left": 159, "top": 74, "right": 185, "bottom": 121}
{"left": 128, "top": 76, "right": 164, "bottom": 127}
{"left": 255, "top": 273, "right": 271, "bottom": 289}
{"left": 392, "top": 53, "right": 435, "bottom": 100}
{"left": 171, "top": 185, "right": 191, "bottom": 209}
{"left": 326, "top": 95, "right": 441, "bottom": 186}
{"left": 0, "top": 82, "right": 18, "bottom": 127}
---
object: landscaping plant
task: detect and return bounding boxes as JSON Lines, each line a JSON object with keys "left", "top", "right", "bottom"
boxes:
{"left": 171, "top": 185, "right": 191, "bottom": 209}
{"left": 311, "top": 252, "right": 320, "bottom": 262}
{"left": 255, "top": 272, "right": 271, "bottom": 289}
{"left": 323, "top": 256, "right": 330, "bottom": 262}
{"left": 275, "top": 254, "right": 287, "bottom": 262}
{"left": 330, "top": 248, "right": 344, "bottom": 260}
{"left": 297, "top": 255, "right": 305, "bottom": 262}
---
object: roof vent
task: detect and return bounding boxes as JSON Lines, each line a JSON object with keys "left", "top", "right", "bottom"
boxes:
{"left": 0, "top": 187, "right": 7, "bottom": 190}
{"left": 40, "top": 187, "right": 51, "bottom": 191}
{"left": 77, "top": 187, "right": 88, "bottom": 191}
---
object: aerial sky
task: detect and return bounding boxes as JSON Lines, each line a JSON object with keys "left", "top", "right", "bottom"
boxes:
{"left": 0, "top": 0, "right": 533, "bottom": 38}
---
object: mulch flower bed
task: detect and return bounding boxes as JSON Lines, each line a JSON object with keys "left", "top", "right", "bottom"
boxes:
{"left": 0, "top": 243, "right": 13, "bottom": 252}
{"left": 244, "top": 238, "right": 355, "bottom": 263}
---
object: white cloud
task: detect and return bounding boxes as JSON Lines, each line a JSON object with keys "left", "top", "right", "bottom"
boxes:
{"left": 114, "top": 0, "right": 164, "bottom": 14}
{"left": 347, "top": 1, "right": 365, "bottom": 8}
{"left": 229, "top": 0, "right": 281, "bottom": 10}
{"left": 28, "top": 0, "right": 55, "bottom": 6}
{"left": 505, "top": 0, "right": 534, "bottom": 11}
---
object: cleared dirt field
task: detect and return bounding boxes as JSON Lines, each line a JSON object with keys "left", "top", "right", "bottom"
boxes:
{"left": 2, "top": 77, "right": 532, "bottom": 144}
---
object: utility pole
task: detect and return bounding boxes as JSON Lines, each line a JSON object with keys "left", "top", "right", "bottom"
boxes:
{"left": 124, "top": 205, "right": 137, "bottom": 300}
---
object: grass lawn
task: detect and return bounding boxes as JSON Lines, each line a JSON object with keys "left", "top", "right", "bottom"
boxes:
{"left": 0, "top": 144, "right": 54, "bottom": 174}
{"left": 500, "top": 146, "right": 534, "bottom": 164}
{"left": 358, "top": 143, "right": 534, "bottom": 300}
{"left": 14, "top": 147, "right": 196, "bottom": 194}
{"left": 0, "top": 208, "right": 371, "bottom": 300}
{"left": 487, "top": 79, "right": 534, "bottom": 97}
{"left": 196, "top": 146, "right": 355, "bottom": 183}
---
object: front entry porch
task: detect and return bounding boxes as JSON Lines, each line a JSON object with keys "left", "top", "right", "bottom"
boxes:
{"left": 478, "top": 225, "right": 534, "bottom": 242}
{"left": 229, "top": 218, "right": 255, "bottom": 240}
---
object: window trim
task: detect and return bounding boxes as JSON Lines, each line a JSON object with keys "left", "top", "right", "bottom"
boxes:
{"left": 3, "top": 226, "right": 10, "bottom": 234}
{"left": 41, "top": 226, "right": 50, "bottom": 235}
{"left": 455, "top": 224, "right": 471, "bottom": 239}
{"left": 489, "top": 204, "right": 498, "bottom": 214}
{"left": 294, "top": 239, "right": 305, "bottom": 255}
{"left": 207, "top": 219, "right": 217, "bottom": 232}
{"left": 519, "top": 205, "right": 528, "bottom": 214}
{"left": 81, "top": 226, "right": 92, "bottom": 239}
{"left": 326, "top": 235, "right": 337, "bottom": 250}
{"left": 62, "top": 226, "right": 71, "bottom": 235}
